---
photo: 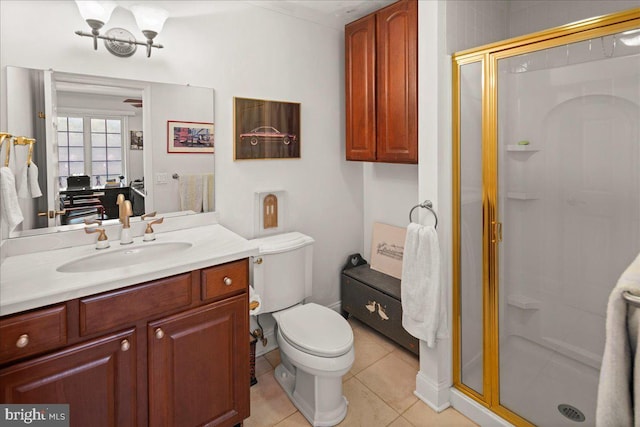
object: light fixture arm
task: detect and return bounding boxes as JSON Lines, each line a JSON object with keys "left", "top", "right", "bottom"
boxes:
{"left": 75, "top": 29, "right": 164, "bottom": 56}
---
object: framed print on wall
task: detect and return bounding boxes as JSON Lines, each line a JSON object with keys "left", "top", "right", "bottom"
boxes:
{"left": 234, "top": 97, "right": 300, "bottom": 160}
{"left": 167, "top": 121, "right": 215, "bottom": 154}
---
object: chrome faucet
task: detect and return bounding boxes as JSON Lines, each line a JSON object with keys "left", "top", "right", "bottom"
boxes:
{"left": 116, "top": 194, "right": 133, "bottom": 244}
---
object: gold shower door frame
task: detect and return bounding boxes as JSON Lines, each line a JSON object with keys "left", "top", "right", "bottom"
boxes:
{"left": 452, "top": 9, "right": 640, "bottom": 427}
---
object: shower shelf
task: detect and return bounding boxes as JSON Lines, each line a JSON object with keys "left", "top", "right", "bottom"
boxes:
{"left": 506, "top": 192, "right": 540, "bottom": 200}
{"left": 507, "top": 294, "right": 541, "bottom": 310}
{"left": 507, "top": 145, "right": 540, "bottom": 152}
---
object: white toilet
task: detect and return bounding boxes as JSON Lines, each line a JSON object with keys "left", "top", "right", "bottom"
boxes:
{"left": 251, "top": 232, "right": 354, "bottom": 426}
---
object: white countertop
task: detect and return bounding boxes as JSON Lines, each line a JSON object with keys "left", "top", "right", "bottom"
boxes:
{"left": 0, "top": 224, "right": 259, "bottom": 316}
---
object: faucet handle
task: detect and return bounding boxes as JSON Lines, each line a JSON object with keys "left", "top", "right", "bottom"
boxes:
{"left": 84, "top": 218, "right": 102, "bottom": 226}
{"left": 143, "top": 217, "right": 164, "bottom": 242}
{"left": 85, "top": 226, "right": 110, "bottom": 250}
{"left": 141, "top": 211, "right": 157, "bottom": 220}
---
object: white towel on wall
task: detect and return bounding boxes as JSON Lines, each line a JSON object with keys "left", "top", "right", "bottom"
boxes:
{"left": 596, "top": 252, "right": 640, "bottom": 427}
{"left": 202, "top": 174, "right": 214, "bottom": 213}
{"left": 401, "top": 222, "right": 445, "bottom": 348}
{"left": 179, "top": 174, "right": 203, "bottom": 213}
{"left": 0, "top": 167, "right": 24, "bottom": 239}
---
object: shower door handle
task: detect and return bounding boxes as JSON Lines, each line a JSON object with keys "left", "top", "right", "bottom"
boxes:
{"left": 491, "top": 221, "right": 503, "bottom": 243}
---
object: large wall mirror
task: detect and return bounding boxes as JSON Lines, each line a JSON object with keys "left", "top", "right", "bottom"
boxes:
{"left": 6, "top": 66, "right": 215, "bottom": 238}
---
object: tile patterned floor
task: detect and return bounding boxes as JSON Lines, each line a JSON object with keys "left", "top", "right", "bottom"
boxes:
{"left": 245, "top": 318, "right": 477, "bottom": 427}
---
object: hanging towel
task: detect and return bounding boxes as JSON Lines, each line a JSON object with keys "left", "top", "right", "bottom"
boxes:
{"left": 0, "top": 167, "right": 24, "bottom": 238}
{"left": 202, "top": 173, "right": 214, "bottom": 212}
{"left": 28, "top": 162, "right": 42, "bottom": 198}
{"left": 16, "top": 162, "right": 42, "bottom": 199}
{"left": 401, "top": 222, "right": 445, "bottom": 348}
{"left": 596, "top": 252, "right": 640, "bottom": 427}
{"left": 179, "top": 174, "right": 203, "bottom": 213}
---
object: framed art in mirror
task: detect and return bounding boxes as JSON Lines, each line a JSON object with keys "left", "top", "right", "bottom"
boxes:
{"left": 167, "top": 121, "right": 214, "bottom": 154}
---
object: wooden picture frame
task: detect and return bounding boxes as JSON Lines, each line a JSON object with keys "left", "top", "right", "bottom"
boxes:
{"left": 234, "top": 97, "right": 300, "bottom": 160}
{"left": 167, "top": 121, "right": 214, "bottom": 154}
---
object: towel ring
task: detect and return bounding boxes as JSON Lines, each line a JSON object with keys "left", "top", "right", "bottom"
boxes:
{"left": 409, "top": 200, "right": 438, "bottom": 228}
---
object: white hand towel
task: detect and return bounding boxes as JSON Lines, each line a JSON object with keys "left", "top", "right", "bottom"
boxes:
{"left": 596, "top": 252, "right": 640, "bottom": 427}
{"left": 28, "top": 163, "right": 42, "bottom": 198}
{"left": 202, "top": 173, "right": 214, "bottom": 213}
{"left": 179, "top": 174, "right": 203, "bottom": 213}
{"left": 17, "top": 162, "right": 43, "bottom": 199}
{"left": 401, "top": 222, "right": 444, "bottom": 348}
{"left": 0, "top": 166, "right": 24, "bottom": 238}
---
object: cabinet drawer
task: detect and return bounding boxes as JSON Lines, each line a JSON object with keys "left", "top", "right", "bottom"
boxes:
{"left": 0, "top": 305, "right": 67, "bottom": 364}
{"left": 341, "top": 274, "right": 419, "bottom": 355}
{"left": 80, "top": 273, "right": 192, "bottom": 336}
{"left": 201, "top": 259, "right": 248, "bottom": 302}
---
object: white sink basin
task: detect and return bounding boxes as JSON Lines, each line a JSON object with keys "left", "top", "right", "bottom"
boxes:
{"left": 56, "top": 242, "right": 193, "bottom": 273}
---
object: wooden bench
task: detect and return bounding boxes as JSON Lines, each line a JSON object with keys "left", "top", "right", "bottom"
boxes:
{"left": 340, "top": 254, "right": 419, "bottom": 355}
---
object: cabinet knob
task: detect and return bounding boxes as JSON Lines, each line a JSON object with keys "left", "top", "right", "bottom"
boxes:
{"left": 15, "top": 334, "right": 29, "bottom": 348}
{"left": 223, "top": 276, "right": 233, "bottom": 286}
{"left": 155, "top": 328, "right": 165, "bottom": 340}
{"left": 121, "top": 339, "right": 130, "bottom": 352}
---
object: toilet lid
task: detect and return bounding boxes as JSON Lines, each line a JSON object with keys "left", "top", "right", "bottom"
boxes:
{"left": 278, "top": 303, "right": 353, "bottom": 358}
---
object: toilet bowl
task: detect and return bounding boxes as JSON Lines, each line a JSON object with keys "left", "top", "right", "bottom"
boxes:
{"left": 251, "top": 232, "right": 355, "bottom": 426}
{"left": 272, "top": 303, "right": 354, "bottom": 426}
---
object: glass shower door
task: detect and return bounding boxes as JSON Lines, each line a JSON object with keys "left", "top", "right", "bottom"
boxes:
{"left": 456, "top": 60, "right": 485, "bottom": 398}
{"left": 496, "top": 32, "right": 640, "bottom": 426}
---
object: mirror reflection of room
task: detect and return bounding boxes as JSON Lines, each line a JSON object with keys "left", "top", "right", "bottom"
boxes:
{"left": 56, "top": 86, "right": 144, "bottom": 225}
{"left": 5, "top": 67, "right": 215, "bottom": 236}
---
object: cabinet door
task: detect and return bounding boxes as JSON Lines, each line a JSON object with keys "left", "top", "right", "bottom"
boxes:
{"left": 148, "top": 294, "right": 249, "bottom": 427}
{"left": 376, "top": 0, "right": 418, "bottom": 163}
{"left": 345, "top": 13, "right": 377, "bottom": 161}
{"left": 0, "top": 329, "right": 137, "bottom": 427}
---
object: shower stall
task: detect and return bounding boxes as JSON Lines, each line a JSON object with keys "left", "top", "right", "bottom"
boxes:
{"left": 453, "top": 9, "right": 640, "bottom": 426}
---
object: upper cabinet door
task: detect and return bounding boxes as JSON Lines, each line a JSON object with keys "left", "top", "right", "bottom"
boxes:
{"left": 345, "top": 14, "right": 377, "bottom": 162}
{"left": 376, "top": 0, "right": 418, "bottom": 163}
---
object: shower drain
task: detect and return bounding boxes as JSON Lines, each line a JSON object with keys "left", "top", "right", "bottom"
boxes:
{"left": 558, "top": 404, "right": 586, "bottom": 422}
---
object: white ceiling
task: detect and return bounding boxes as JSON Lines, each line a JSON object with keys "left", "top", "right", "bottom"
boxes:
{"left": 113, "top": 0, "right": 395, "bottom": 29}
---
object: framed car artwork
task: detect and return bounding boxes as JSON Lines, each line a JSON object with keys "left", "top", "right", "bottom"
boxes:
{"left": 234, "top": 97, "right": 301, "bottom": 160}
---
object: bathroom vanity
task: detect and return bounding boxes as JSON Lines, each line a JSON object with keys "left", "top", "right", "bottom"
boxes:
{"left": 0, "top": 223, "right": 256, "bottom": 427}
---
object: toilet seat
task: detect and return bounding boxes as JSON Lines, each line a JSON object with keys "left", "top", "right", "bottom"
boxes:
{"left": 277, "top": 303, "right": 353, "bottom": 358}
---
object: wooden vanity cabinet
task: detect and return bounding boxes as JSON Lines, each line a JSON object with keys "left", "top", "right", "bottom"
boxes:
{"left": 0, "top": 329, "right": 137, "bottom": 426}
{"left": 148, "top": 295, "right": 249, "bottom": 427}
{"left": 0, "top": 258, "right": 250, "bottom": 427}
{"left": 345, "top": 0, "right": 417, "bottom": 164}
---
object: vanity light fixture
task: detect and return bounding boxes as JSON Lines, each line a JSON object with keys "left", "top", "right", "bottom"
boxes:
{"left": 74, "top": 1, "right": 168, "bottom": 58}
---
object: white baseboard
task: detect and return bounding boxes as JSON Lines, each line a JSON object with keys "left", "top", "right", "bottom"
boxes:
{"left": 450, "top": 389, "right": 515, "bottom": 427}
{"left": 414, "top": 370, "right": 451, "bottom": 412}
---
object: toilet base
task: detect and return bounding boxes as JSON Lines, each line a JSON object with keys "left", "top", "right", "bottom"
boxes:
{"left": 274, "top": 363, "right": 349, "bottom": 426}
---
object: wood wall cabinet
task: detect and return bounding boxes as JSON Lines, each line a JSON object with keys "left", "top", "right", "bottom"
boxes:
{"left": 0, "top": 259, "right": 250, "bottom": 427}
{"left": 345, "top": 0, "right": 418, "bottom": 164}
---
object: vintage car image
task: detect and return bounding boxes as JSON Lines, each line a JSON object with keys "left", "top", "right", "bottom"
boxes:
{"left": 234, "top": 97, "right": 300, "bottom": 160}
{"left": 240, "top": 126, "right": 297, "bottom": 146}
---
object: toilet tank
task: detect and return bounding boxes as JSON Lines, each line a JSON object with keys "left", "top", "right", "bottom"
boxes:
{"left": 250, "top": 232, "right": 314, "bottom": 314}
